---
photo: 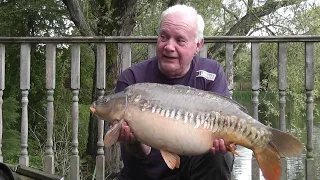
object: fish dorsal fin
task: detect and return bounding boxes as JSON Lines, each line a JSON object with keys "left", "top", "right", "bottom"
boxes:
{"left": 172, "top": 84, "right": 249, "bottom": 114}
{"left": 160, "top": 150, "right": 180, "bottom": 169}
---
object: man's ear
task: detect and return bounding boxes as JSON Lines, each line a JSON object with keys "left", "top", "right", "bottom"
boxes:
{"left": 196, "top": 39, "right": 204, "bottom": 54}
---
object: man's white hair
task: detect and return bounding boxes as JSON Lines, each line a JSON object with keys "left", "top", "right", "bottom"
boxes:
{"left": 159, "top": 4, "right": 205, "bottom": 43}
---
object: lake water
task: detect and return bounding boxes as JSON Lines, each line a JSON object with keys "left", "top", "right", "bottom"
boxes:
{"left": 231, "top": 95, "right": 320, "bottom": 180}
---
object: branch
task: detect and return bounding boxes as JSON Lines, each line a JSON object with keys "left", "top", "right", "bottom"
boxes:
{"left": 222, "top": 4, "right": 239, "bottom": 21}
{"left": 208, "top": 0, "right": 305, "bottom": 58}
{"left": 62, "top": 0, "right": 95, "bottom": 36}
{"left": 247, "top": 0, "right": 253, "bottom": 9}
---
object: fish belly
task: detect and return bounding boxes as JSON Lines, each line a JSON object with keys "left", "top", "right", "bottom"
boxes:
{"left": 126, "top": 107, "right": 214, "bottom": 156}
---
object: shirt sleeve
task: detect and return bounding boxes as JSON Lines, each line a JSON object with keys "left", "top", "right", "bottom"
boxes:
{"left": 115, "top": 69, "right": 136, "bottom": 93}
{"left": 207, "top": 63, "right": 230, "bottom": 98}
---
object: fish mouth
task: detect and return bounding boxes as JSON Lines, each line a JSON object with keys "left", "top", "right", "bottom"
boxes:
{"left": 90, "top": 102, "right": 96, "bottom": 114}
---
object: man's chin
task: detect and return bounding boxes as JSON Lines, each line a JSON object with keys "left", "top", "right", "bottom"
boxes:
{"left": 159, "top": 65, "right": 183, "bottom": 78}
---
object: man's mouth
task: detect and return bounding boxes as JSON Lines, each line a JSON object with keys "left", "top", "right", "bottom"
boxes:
{"left": 163, "top": 55, "right": 178, "bottom": 59}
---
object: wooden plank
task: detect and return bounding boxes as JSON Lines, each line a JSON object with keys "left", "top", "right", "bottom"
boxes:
{"left": 225, "top": 43, "right": 233, "bottom": 88}
{"left": 71, "top": 44, "right": 80, "bottom": 89}
{"left": 199, "top": 44, "right": 207, "bottom": 58}
{"left": 46, "top": 44, "right": 56, "bottom": 89}
{"left": 148, "top": 43, "right": 156, "bottom": 59}
{"left": 251, "top": 43, "right": 260, "bottom": 91}
{"left": 96, "top": 44, "right": 106, "bottom": 89}
{"left": 278, "top": 43, "right": 287, "bottom": 91}
{"left": 225, "top": 43, "right": 233, "bottom": 96}
{"left": 121, "top": 43, "right": 131, "bottom": 71}
{"left": 0, "top": 44, "right": 4, "bottom": 90}
{"left": 20, "top": 44, "right": 31, "bottom": 90}
{"left": 305, "top": 42, "right": 314, "bottom": 90}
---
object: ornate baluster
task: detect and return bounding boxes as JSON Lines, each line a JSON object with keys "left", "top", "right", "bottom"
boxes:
{"left": 20, "top": 43, "right": 31, "bottom": 166}
{"left": 278, "top": 43, "right": 287, "bottom": 131}
{"left": 96, "top": 44, "right": 106, "bottom": 180}
{"left": 70, "top": 44, "right": 80, "bottom": 180}
{"left": 305, "top": 42, "right": 315, "bottom": 180}
{"left": 278, "top": 42, "right": 287, "bottom": 180}
{"left": 251, "top": 42, "right": 260, "bottom": 180}
{"left": 45, "top": 44, "right": 56, "bottom": 173}
{"left": 0, "top": 44, "right": 4, "bottom": 162}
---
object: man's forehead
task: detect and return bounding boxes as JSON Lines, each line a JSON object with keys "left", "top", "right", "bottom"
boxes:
{"left": 160, "top": 14, "right": 197, "bottom": 29}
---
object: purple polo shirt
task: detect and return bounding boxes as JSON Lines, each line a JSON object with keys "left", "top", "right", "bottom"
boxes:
{"left": 115, "top": 56, "right": 230, "bottom": 180}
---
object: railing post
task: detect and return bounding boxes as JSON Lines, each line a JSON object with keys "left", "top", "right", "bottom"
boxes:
{"left": 305, "top": 42, "right": 315, "bottom": 180}
{"left": 278, "top": 42, "right": 287, "bottom": 180}
{"left": 44, "top": 44, "right": 56, "bottom": 174}
{"left": 121, "top": 43, "right": 131, "bottom": 71}
{"left": 96, "top": 44, "right": 106, "bottom": 180}
{"left": 251, "top": 42, "right": 260, "bottom": 180}
{"left": 19, "top": 43, "right": 31, "bottom": 166}
{"left": 0, "top": 44, "right": 5, "bottom": 163}
{"left": 199, "top": 44, "right": 207, "bottom": 58}
{"left": 148, "top": 43, "right": 156, "bottom": 58}
{"left": 225, "top": 43, "right": 234, "bottom": 97}
{"left": 70, "top": 44, "right": 80, "bottom": 180}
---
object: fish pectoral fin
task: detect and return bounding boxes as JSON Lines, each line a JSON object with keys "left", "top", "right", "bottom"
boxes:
{"left": 160, "top": 150, "right": 180, "bottom": 169}
{"left": 103, "top": 121, "right": 122, "bottom": 147}
{"left": 227, "top": 143, "right": 239, "bottom": 156}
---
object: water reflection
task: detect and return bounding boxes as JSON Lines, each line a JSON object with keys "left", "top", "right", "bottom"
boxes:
{"left": 232, "top": 122, "right": 320, "bottom": 180}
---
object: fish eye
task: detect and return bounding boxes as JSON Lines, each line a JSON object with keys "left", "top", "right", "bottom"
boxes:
{"left": 100, "top": 97, "right": 109, "bottom": 103}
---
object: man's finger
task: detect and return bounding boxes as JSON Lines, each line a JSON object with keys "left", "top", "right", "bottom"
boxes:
{"left": 210, "top": 147, "right": 216, "bottom": 154}
{"left": 129, "top": 133, "right": 135, "bottom": 144}
{"left": 219, "top": 139, "right": 227, "bottom": 153}
{"left": 213, "top": 139, "right": 219, "bottom": 152}
{"left": 124, "top": 126, "right": 131, "bottom": 142}
{"left": 118, "top": 123, "right": 126, "bottom": 142}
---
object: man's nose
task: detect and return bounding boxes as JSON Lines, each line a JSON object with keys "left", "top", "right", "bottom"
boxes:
{"left": 164, "top": 39, "right": 175, "bottom": 52}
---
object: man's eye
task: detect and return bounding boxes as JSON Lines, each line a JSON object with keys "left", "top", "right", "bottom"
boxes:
{"left": 160, "top": 35, "right": 168, "bottom": 40}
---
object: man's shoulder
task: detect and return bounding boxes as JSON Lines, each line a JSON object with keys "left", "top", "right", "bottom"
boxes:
{"left": 193, "top": 56, "right": 223, "bottom": 76}
{"left": 127, "top": 56, "right": 156, "bottom": 71}
{"left": 194, "top": 56, "right": 221, "bottom": 67}
{"left": 119, "top": 57, "right": 156, "bottom": 76}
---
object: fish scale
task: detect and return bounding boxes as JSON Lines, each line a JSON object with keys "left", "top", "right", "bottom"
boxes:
{"left": 135, "top": 97, "right": 269, "bottom": 147}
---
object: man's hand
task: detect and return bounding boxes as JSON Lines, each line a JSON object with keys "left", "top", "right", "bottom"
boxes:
{"left": 118, "top": 122, "right": 136, "bottom": 144}
{"left": 210, "top": 139, "right": 228, "bottom": 154}
{"left": 116, "top": 121, "right": 151, "bottom": 158}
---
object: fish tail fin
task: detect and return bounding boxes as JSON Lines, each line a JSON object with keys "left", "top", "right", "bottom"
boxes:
{"left": 254, "top": 127, "right": 303, "bottom": 180}
{"left": 254, "top": 144, "right": 281, "bottom": 180}
{"left": 268, "top": 127, "right": 303, "bottom": 157}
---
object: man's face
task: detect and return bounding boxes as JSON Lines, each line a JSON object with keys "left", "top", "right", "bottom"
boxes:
{"left": 157, "top": 13, "right": 203, "bottom": 78}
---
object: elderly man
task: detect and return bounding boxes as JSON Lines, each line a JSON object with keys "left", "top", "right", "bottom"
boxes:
{"left": 114, "top": 4, "right": 234, "bottom": 180}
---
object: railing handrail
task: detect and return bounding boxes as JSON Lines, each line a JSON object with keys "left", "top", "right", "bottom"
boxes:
{"left": 1, "top": 35, "right": 320, "bottom": 43}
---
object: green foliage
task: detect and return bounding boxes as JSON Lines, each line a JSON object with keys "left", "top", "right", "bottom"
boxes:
{"left": 2, "top": 129, "right": 20, "bottom": 164}
{"left": 2, "top": 97, "right": 20, "bottom": 129}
